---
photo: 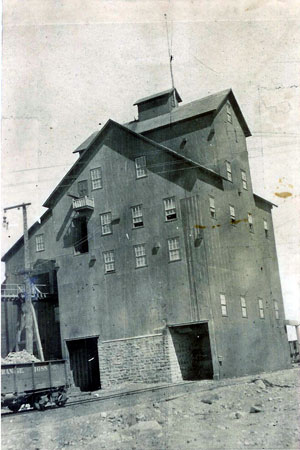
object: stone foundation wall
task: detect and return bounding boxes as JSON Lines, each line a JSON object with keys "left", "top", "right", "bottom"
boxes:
{"left": 98, "top": 332, "right": 178, "bottom": 388}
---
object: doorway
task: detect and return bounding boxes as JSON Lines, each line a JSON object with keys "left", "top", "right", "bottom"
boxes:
{"left": 169, "top": 322, "right": 213, "bottom": 380}
{"left": 67, "top": 337, "right": 101, "bottom": 391}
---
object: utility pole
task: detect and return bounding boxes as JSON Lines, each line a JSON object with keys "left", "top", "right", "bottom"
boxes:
{"left": 3, "top": 202, "right": 33, "bottom": 353}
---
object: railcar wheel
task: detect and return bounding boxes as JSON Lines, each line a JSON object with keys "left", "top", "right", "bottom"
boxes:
{"left": 55, "top": 392, "right": 67, "bottom": 407}
{"left": 7, "top": 402, "right": 21, "bottom": 413}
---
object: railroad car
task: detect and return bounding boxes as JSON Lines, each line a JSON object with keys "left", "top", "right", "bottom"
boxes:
{"left": 1, "top": 360, "right": 70, "bottom": 412}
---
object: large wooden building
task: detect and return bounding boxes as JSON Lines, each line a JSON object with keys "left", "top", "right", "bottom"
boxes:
{"left": 2, "top": 88, "right": 291, "bottom": 391}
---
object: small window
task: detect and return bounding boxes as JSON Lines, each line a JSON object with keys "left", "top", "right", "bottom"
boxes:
{"left": 36, "top": 234, "right": 45, "bottom": 252}
{"left": 248, "top": 213, "right": 254, "bottom": 232}
{"left": 220, "top": 294, "right": 227, "bottom": 317}
{"left": 134, "top": 244, "right": 147, "bottom": 268}
{"left": 264, "top": 219, "right": 269, "bottom": 238}
{"left": 229, "top": 205, "right": 236, "bottom": 223}
{"left": 103, "top": 250, "right": 115, "bottom": 273}
{"left": 258, "top": 298, "right": 265, "bottom": 319}
{"left": 90, "top": 167, "right": 102, "bottom": 190}
{"left": 226, "top": 161, "right": 232, "bottom": 181}
{"left": 164, "top": 197, "right": 177, "bottom": 221}
{"left": 168, "top": 237, "right": 180, "bottom": 262}
{"left": 100, "top": 212, "right": 112, "bottom": 235}
{"left": 234, "top": 129, "right": 238, "bottom": 143}
{"left": 241, "top": 296, "right": 247, "bottom": 318}
{"left": 209, "top": 196, "right": 216, "bottom": 219}
{"left": 241, "top": 170, "right": 248, "bottom": 190}
{"left": 226, "top": 102, "right": 232, "bottom": 123}
{"left": 274, "top": 300, "right": 279, "bottom": 319}
{"left": 73, "top": 216, "right": 89, "bottom": 254}
{"left": 135, "top": 156, "right": 147, "bottom": 178}
{"left": 78, "top": 180, "right": 88, "bottom": 197}
{"left": 131, "top": 205, "right": 144, "bottom": 228}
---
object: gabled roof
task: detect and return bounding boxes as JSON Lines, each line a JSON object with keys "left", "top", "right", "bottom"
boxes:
{"left": 253, "top": 193, "right": 277, "bottom": 208}
{"left": 134, "top": 88, "right": 182, "bottom": 105}
{"left": 126, "top": 89, "right": 251, "bottom": 137}
{"left": 43, "top": 119, "right": 223, "bottom": 209}
{"left": 73, "top": 131, "right": 99, "bottom": 154}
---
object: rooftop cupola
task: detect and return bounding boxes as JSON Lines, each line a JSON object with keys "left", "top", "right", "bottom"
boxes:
{"left": 134, "top": 88, "right": 182, "bottom": 121}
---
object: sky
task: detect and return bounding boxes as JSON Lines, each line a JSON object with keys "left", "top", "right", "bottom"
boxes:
{"left": 2, "top": 0, "right": 300, "bottom": 336}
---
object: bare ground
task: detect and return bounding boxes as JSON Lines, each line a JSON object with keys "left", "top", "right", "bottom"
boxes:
{"left": 2, "top": 367, "right": 300, "bottom": 450}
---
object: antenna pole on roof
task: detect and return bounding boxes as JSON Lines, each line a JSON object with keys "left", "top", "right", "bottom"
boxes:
{"left": 164, "top": 13, "right": 175, "bottom": 91}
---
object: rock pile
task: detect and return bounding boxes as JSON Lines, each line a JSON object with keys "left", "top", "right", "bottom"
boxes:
{"left": 1, "top": 350, "right": 40, "bottom": 364}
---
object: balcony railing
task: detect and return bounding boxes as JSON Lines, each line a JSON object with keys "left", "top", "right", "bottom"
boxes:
{"left": 1, "top": 283, "right": 49, "bottom": 301}
{"left": 72, "top": 196, "right": 95, "bottom": 211}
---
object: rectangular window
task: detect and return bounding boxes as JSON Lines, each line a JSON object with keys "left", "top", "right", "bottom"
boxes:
{"left": 36, "top": 234, "right": 45, "bottom": 252}
{"left": 229, "top": 205, "right": 236, "bottom": 223}
{"left": 264, "top": 219, "right": 269, "bottom": 238}
{"left": 78, "top": 180, "right": 88, "bottom": 197}
{"left": 90, "top": 167, "right": 102, "bottom": 190}
{"left": 135, "top": 156, "right": 147, "bottom": 178}
{"left": 241, "top": 296, "right": 247, "bottom": 318}
{"left": 241, "top": 170, "right": 248, "bottom": 190}
{"left": 209, "top": 196, "right": 216, "bottom": 219}
{"left": 234, "top": 129, "right": 238, "bottom": 143}
{"left": 258, "top": 298, "right": 265, "bottom": 319}
{"left": 274, "top": 300, "right": 279, "bottom": 319}
{"left": 134, "top": 244, "right": 147, "bottom": 268}
{"left": 131, "top": 205, "right": 144, "bottom": 228}
{"left": 100, "top": 212, "right": 112, "bottom": 235}
{"left": 164, "top": 197, "right": 177, "bottom": 221}
{"left": 248, "top": 213, "right": 254, "bottom": 232}
{"left": 103, "top": 250, "right": 115, "bottom": 273}
{"left": 226, "top": 161, "right": 232, "bottom": 181}
{"left": 168, "top": 237, "right": 180, "bottom": 262}
{"left": 220, "top": 294, "right": 227, "bottom": 317}
{"left": 226, "top": 103, "right": 232, "bottom": 123}
{"left": 73, "top": 216, "right": 89, "bottom": 254}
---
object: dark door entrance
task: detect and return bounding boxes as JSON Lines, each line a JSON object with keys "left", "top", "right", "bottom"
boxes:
{"left": 169, "top": 322, "right": 213, "bottom": 380}
{"left": 67, "top": 337, "right": 101, "bottom": 391}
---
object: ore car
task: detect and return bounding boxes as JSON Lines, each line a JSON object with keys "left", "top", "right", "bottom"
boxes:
{"left": 1, "top": 360, "right": 70, "bottom": 412}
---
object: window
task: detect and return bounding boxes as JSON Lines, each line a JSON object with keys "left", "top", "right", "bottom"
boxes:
{"left": 220, "top": 294, "right": 227, "bottom": 316}
{"left": 241, "top": 296, "right": 247, "bottom": 318}
{"left": 234, "top": 129, "right": 238, "bottom": 143}
{"left": 264, "top": 219, "right": 269, "bottom": 238}
{"left": 248, "top": 213, "right": 254, "bottom": 232}
{"left": 135, "top": 156, "right": 147, "bottom": 178}
{"left": 209, "top": 196, "right": 216, "bottom": 219}
{"left": 274, "top": 300, "right": 279, "bottom": 319}
{"left": 78, "top": 180, "right": 88, "bottom": 197}
{"left": 164, "top": 197, "right": 177, "bottom": 221}
{"left": 90, "top": 167, "right": 102, "bottom": 190}
{"left": 131, "top": 205, "right": 144, "bottom": 228}
{"left": 229, "top": 205, "right": 236, "bottom": 223}
{"left": 134, "top": 244, "right": 147, "bottom": 268}
{"left": 226, "top": 161, "right": 232, "bottom": 181}
{"left": 103, "top": 250, "right": 115, "bottom": 273}
{"left": 73, "top": 216, "right": 89, "bottom": 254}
{"left": 241, "top": 170, "right": 248, "bottom": 190}
{"left": 100, "top": 212, "right": 112, "bottom": 235}
{"left": 36, "top": 234, "right": 45, "bottom": 252}
{"left": 226, "top": 102, "right": 232, "bottom": 123}
{"left": 258, "top": 298, "right": 265, "bottom": 319}
{"left": 168, "top": 237, "right": 180, "bottom": 261}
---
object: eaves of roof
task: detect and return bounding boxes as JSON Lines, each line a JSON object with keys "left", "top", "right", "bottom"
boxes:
{"left": 134, "top": 88, "right": 182, "bottom": 105}
{"left": 253, "top": 193, "right": 277, "bottom": 208}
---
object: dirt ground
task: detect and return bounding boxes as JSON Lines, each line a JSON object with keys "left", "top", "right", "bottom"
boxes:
{"left": 2, "top": 367, "right": 299, "bottom": 450}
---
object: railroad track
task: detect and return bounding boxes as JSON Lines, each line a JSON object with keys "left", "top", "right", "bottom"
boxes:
{"left": 1, "top": 376, "right": 251, "bottom": 419}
